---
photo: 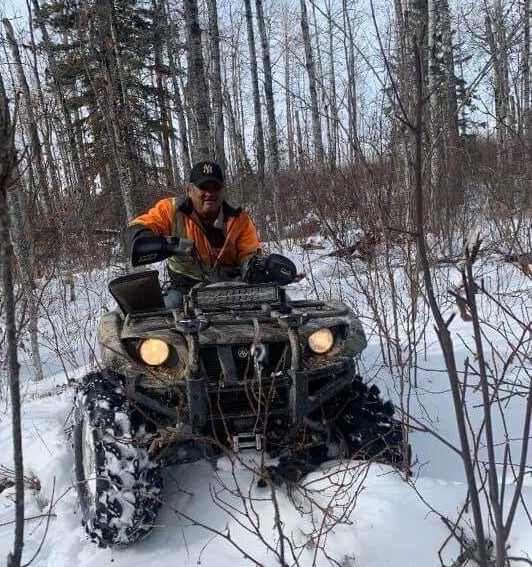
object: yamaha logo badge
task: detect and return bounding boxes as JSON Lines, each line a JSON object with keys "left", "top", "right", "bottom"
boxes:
{"left": 237, "top": 347, "right": 249, "bottom": 359}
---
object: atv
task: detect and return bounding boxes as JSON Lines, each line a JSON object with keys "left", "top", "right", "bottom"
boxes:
{"left": 72, "top": 235, "right": 407, "bottom": 548}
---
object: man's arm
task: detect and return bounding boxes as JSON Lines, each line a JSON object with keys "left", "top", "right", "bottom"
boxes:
{"left": 123, "top": 225, "right": 156, "bottom": 250}
{"left": 235, "top": 213, "right": 261, "bottom": 263}
{"left": 124, "top": 198, "right": 175, "bottom": 249}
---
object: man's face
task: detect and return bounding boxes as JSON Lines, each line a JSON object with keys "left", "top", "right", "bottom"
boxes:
{"left": 188, "top": 181, "right": 224, "bottom": 219}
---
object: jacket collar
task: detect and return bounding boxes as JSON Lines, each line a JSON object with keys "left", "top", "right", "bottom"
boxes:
{"left": 177, "top": 198, "right": 242, "bottom": 218}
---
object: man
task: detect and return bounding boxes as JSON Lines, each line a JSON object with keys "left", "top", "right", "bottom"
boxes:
{"left": 126, "top": 161, "right": 261, "bottom": 304}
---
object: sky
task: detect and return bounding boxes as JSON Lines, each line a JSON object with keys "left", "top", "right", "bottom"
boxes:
{"left": 0, "top": 232, "right": 530, "bottom": 566}
{"left": 1, "top": 0, "right": 26, "bottom": 22}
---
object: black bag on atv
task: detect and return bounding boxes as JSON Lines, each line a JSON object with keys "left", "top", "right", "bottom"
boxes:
{"left": 242, "top": 253, "right": 298, "bottom": 286}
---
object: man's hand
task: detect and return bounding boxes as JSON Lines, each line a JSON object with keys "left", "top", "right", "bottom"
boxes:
{"left": 242, "top": 253, "right": 297, "bottom": 286}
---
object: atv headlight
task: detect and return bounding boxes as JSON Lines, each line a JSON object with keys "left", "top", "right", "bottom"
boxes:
{"left": 308, "top": 328, "right": 334, "bottom": 354}
{"left": 139, "top": 338, "right": 170, "bottom": 366}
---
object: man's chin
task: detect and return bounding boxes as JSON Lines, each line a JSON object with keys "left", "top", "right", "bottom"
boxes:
{"left": 200, "top": 203, "right": 220, "bottom": 215}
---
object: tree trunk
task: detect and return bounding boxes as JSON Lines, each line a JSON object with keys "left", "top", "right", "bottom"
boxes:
{"left": 427, "top": 0, "right": 439, "bottom": 204}
{"left": 165, "top": 6, "right": 191, "bottom": 179}
{"left": 342, "top": 0, "right": 362, "bottom": 164}
{"left": 223, "top": 89, "right": 252, "bottom": 177}
{"left": 6, "top": 186, "right": 44, "bottom": 382}
{"left": 183, "top": 0, "right": 211, "bottom": 161}
{"left": 31, "top": 0, "right": 85, "bottom": 196}
{"left": 0, "top": 71, "right": 25, "bottom": 567}
{"left": 255, "top": 0, "right": 281, "bottom": 237}
{"left": 439, "top": 0, "right": 462, "bottom": 251}
{"left": 244, "top": 0, "right": 265, "bottom": 187}
{"left": 283, "top": 23, "right": 295, "bottom": 169}
{"left": 90, "top": 0, "right": 136, "bottom": 220}
{"left": 326, "top": 0, "right": 339, "bottom": 169}
{"left": 300, "top": 0, "right": 324, "bottom": 165}
{"left": 3, "top": 18, "right": 52, "bottom": 214}
{"left": 521, "top": 0, "right": 531, "bottom": 144}
{"left": 295, "top": 108, "right": 305, "bottom": 167}
{"left": 152, "top": 0, "right": 175, "bottom": 188}
{"left": 206, "top": 0, "right": 226, "bottom": 168}
{"left": 225, "top": 28, "right": 253, "bottom": 187}
{"left": 485, "top": 0, "right": 511, "bottom": 165}
{"left": 2, "top": 19, "right": 44, "bottom": 381}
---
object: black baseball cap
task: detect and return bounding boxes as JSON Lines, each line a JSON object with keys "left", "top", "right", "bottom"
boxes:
{"left": 189, "top": 161, "right": 224, "bottom": 187}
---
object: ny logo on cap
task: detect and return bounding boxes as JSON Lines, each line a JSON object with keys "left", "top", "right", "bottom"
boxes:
{"left": 203, "top": 164, "right": 213, "bottom": 174}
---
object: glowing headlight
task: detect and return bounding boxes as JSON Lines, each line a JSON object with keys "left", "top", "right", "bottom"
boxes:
{"left": 308, "top": 328, "right": 334, "bottom": 354}
{"left": 139, "top": 338, "right": 170, "bottom": 366}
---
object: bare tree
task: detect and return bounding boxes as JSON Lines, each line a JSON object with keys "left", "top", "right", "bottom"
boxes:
{"left": 165, "top": 1, "right": 191, "bottom": 178}
{"left": 244, "top": 0, "right": 266, "bottom": 224}
{"left": 206, "top": 0, "right": 226, "bottom": 168}
{"left": 520, "top": 0, "right": 530, "bottom": 143}
{"left": 485, "top": 0, "right": 512, "bottom": 164}
{"left": 0, "top": 70, "right": 24, "bottom": 567}
{"left": 426, "top": 0, "right": 461, "bottom": 248}
{"left": 3, "top": 18, "right": 53, "bottom": 214}
{"left": 282, "top": 19, "right": 296, "bottom": 169}
{"left": 255, "top": 0, "right": 281, "bottom": 237}
{"left": 300, "top": 0, "right": 325, "bottom": 165}
{"left": 224, "top": 5, "right": 253, "bottom": 184}
{"left": 183, "top": 0, "right": 212, "bottom": 161}
{"left": 152, "top": 0, "right": 176, "bottom": 188}
{"left": 90, "top": 0, "right": 136, "bottom": 221}
{"left": 325, "top": 0, "right": 339, "bottom": 169}
{"left": 412, "top": 35, "right": 531, "bottom": 567}
{"left": 30, "top": 0, "right": 85, "bottom": 196}
{"left": 2, "top": 18, "right": 44, "bottom": 381}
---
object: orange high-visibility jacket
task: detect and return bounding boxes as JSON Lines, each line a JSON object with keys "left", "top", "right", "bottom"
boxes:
{"left": 129, "top": 197, "right": 261, "bottom": 282}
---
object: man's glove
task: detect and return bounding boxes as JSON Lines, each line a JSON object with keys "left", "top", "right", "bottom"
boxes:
{"left": 242, "top": 253, "right": 297, "bottom": 286}
{"left": 241, "top": 254, "right": 268, "bottom": 283}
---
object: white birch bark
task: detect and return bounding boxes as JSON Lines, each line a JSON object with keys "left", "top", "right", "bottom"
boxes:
{"left": 255, "top": 0, "right": 281, "bottom": 237}
{"left": 300, "top": 0, "right": 325, "bottom": 165}
{"left": 1, "top": 72, "right": 25, "bottom": 567}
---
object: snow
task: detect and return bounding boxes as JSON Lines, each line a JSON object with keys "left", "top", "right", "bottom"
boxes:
{"left": 0, "top": 239, "right": 530, "bottom": 566}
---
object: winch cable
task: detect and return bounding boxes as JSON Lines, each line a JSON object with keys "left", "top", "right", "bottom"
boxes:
{"left": 251, "top": 318, "right": 266, "bottom": 431}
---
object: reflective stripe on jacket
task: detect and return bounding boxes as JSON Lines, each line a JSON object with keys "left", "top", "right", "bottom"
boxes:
{"left": 128, "top": 197, "right": 260, "bottom": 282}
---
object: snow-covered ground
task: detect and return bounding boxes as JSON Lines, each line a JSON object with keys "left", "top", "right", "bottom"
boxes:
{"left": 0, "top": 239, "right": 530, "bottom": 566}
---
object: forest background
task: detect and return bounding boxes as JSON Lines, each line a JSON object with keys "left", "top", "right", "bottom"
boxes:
{"left": 0, "top": 0, "right": 530, "bottom": 566}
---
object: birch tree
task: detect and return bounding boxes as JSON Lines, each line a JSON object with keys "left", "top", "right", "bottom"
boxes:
{"left": 300, "top": 0, "right": 325, "bottom": 165}
{"left": 244, "top": 0, "right": 265, "bottom": 187}
{"left": 427, "top": 0, "right": 461, "bottom": 241}
{"left": 255, "top": 0, "right": 281, "bottom": 236}
{"left": 206, "top": 0, "right": 226, "bottom": 168}
{"left": 224, "top": 9, "right": 252, "bottom": 181}
{"left": 520, "top": 0, "right": 530, "bottom": 143}
{"left": 3, "top": 18, "right": 44, "bottom": 381}
{"left": 485, "top": 0, "right": 512, "bottom": 163}
{"left": 0, "top": 71, "right": 24, "bottom": 567}
{"left": 325, "top": 0, "right": 339, "bottom": 169}
{"left": 282, "top": 20, "right": 296, "bottom": 169}
{"left": 342, "top": 0, "right": 362, "bottom": 164}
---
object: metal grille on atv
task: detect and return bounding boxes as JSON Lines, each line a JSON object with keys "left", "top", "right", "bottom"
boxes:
{"left": 200, "top": 342, "right": 291, "bottom": 381}
{"left": 207, "top": 383, "right": 290, "bottom": 419}
{"left": 191, "top": 283, "right": 281, "bottom": 311}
